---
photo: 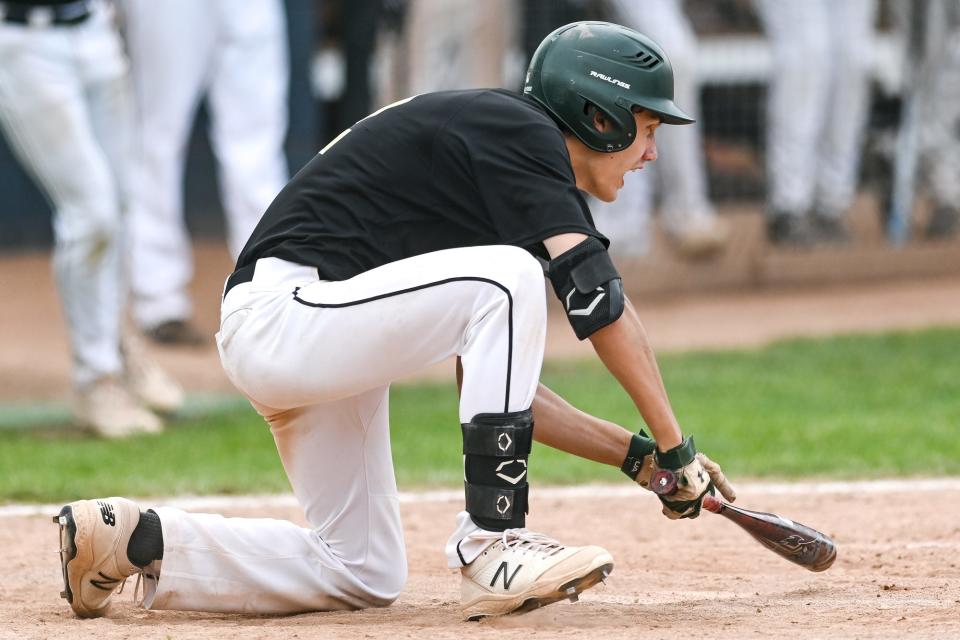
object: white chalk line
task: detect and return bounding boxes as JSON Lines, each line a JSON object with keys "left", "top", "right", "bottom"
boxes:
{"left": 3, "top": 477, "right": 960, "bottom": 519}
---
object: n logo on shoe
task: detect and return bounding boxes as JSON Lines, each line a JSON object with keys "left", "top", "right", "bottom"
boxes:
{"left": 490, "top": 561, "right": 523, "bottom": 590}
{"left": 90, "top": 571, "right": 121, "bottom": 591}
{"left": 97, "top": 501, "right": 116, "bottom": 527}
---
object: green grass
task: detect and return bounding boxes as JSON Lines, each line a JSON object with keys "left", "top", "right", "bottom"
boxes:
{"left": 1, "top": 327, "right": 959, "bottom": 503}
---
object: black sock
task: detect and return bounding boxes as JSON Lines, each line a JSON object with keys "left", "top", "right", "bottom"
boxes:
{"left": 127, "top": 509, "right": 164, "bottom": 568}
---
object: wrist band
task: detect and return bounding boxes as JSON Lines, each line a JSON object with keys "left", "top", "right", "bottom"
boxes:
{"left": 620, "top": 430, "right": 656, "bottom": 480}
{"left": 654, "top": 435, "right": 696, "bottom": 469}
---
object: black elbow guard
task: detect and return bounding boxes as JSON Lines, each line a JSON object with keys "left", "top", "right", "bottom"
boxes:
{"left": 547, "top": 237, "right": 625, "bottom": 340}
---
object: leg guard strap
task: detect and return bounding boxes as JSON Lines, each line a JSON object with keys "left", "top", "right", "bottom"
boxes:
{"left": 461, "top": 409, "right": 533, "bottom": 531}
{"left": 464, "top": 483, "right": 529, "bottom": 523}
{"left": 461, "top": 410, "right": 533, "bottom": 457}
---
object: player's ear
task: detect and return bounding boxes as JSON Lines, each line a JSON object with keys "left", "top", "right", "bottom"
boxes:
{"left": 586, "top": 103, "right": 610, "bottom": 133}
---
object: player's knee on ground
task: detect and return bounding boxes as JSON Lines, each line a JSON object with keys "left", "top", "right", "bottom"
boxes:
{"left": 346, "top": 552, "right": 408, "bottom": 608}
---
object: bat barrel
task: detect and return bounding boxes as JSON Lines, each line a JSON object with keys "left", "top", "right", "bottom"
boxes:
{"left": 703, "top": 495, "right": 837, "bottom": 572}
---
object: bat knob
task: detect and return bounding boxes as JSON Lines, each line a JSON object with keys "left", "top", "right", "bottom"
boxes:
{"left": 651, "top": 469, "right": 677, "bottom": 496}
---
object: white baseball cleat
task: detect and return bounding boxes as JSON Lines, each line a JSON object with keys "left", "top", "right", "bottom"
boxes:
{"left": 122, "top": 331, "right": 185, "bottom": 414}
{"left": 125, "top": 354, "right": 184, "bottom": 415}
{"left": 667, "top": 215, "right": 730, "bottom": 260}
{"left": 460, "top": 528, "right": 613, "bottom": 620}
{"left": 74, "top": 378, "right": 163, "bottom": 438}
{"left": 54, "top": 497, "right": 142, "bottom": 618}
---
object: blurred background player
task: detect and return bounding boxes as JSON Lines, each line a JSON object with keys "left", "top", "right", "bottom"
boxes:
{"left": 120, "top": 0, "right": 290, "bottom": 346}
{"left": 402, "top": 0, "right": 513, "bottom": 95}
{"left": 891, "top": 0, "right": 960, "bottom": 239}
{"left": 754, "top": 0, "right": 878, "bottom": 247}
{"left": 591, "top": 0, "right": 729, "bottom": 260}
{"left": 0, "top": 0, "right": 181, "bottom": 436}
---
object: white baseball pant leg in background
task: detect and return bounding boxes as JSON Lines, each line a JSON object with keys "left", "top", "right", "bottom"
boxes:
{"left": 755, "top": 0, "right": 876, "bottom": 218}
{"left": 141, "top": 246, "right": 547, "bottom": 613}
{"left": 754, "top": 0, "right": 832, "bottom": 216}
{"left": 122, "top": 0, "right": 289, "bottom": 330}
{"left": 0, "top": 3, "right": 131, "bottom": 388}
{"left": 814, "top": 0, "right": 877, "bottom": 217}
{"left": 918, "top": 0, "right": 960, "bottom": 208}
{"left": 608, "top": 0, "right": 716, "bottom": 235}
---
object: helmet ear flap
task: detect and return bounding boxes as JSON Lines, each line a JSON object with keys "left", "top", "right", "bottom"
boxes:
{"left": 580, "top": 100, "right": 637, "bottom": 153}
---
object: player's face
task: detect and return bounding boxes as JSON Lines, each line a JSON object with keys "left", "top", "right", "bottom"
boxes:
{"left": 571, "top": 110, "right": 660, "bottom": 203}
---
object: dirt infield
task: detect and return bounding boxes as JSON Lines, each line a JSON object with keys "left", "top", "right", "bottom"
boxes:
{"left": 3, "top": 485, "right": 959, "bottom": 640}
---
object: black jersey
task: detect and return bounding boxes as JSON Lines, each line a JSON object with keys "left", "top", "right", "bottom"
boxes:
{"left": 236, "top": 89, "right": 607, "bottom": 280}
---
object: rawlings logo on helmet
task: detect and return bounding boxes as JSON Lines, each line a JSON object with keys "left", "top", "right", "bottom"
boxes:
{"left": 589, "top": 70, "right": 631, "bottom": 90}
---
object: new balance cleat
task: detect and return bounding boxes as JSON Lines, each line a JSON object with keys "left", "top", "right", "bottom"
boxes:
{"left": 460, "top": 528, "right": 613, "bottom": 620}
{"left": 55, "top": 497, "right": 142, "bottom": 617}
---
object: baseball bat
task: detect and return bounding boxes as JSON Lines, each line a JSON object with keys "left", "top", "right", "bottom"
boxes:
{"left": 700, "top": 494, "right": 836, "bottom": 572}
{"left": 650, "top": 470, "right": 836, "bottom": 572}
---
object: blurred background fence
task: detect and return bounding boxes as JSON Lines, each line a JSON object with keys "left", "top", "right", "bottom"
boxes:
{"left": 1, "top": 0, "right": 954, "bottom": 255}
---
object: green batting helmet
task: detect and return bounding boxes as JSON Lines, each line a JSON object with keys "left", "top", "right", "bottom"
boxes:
{"left": 524, "top": 21, "right": 694, "bottom": 153}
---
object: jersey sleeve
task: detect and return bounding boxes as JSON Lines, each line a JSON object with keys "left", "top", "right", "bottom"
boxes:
{"left": 439, "top": 93, "right": 608, "bottom": 253}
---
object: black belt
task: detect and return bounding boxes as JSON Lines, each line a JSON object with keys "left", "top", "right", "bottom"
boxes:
{"left": 1, "top": 0, "right": 92, "bottom": 26}
{"left": 223, "top": 264, "right": 256, "bottom": 300}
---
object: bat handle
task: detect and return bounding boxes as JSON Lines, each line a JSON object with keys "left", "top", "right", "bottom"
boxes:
{"left": 651, "top": 472, "right": 725, "bottom": 516}
{"left": 701, "top": 493, "right": 724, "bottom": 513}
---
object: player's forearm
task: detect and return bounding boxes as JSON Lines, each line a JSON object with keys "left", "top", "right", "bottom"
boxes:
{"left": 531, "top": 383, "right": 632, "bottom": 467}
{"left": 589, "top": 296, "right": 683, "bottom": 451}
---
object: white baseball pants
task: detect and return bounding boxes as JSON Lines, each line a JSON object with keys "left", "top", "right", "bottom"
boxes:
{"left": 121, "top": 0, "right": 289, "bottom": 329}
{"left": 142, "top": 247, "right": 547, "bottom": 612}
{"left": 914, "top": 0, "right": 960, "bottom": 207}
{"left": 755, "top": 0, "right": 877, "bottom": 217}
{"left": 0, "top": 3, "right": 131, "bottom": 387}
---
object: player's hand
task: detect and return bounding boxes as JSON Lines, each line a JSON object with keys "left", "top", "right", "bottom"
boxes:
{"left": 622, "top": 433, "right": 736, "bottom": 514}
{"left": 653, "top": 437, "right": 715, "bottom": 520}
{"left": 696, "top": 452, "right": 736, "bottom": 502}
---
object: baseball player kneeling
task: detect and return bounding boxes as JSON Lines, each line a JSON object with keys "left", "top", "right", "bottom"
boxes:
{"left": 54, "top": 22, "right": 736, "bottom": 621}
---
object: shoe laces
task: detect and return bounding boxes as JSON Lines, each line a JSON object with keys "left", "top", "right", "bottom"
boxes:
{"left": 133, "top": 572, "right": 145, "bottom": 607}
{"left": 115, "top": 569, "right": 149, "bottom": 607}
{"left": 477, "top": 528, "right": 565, "bottom": 558}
